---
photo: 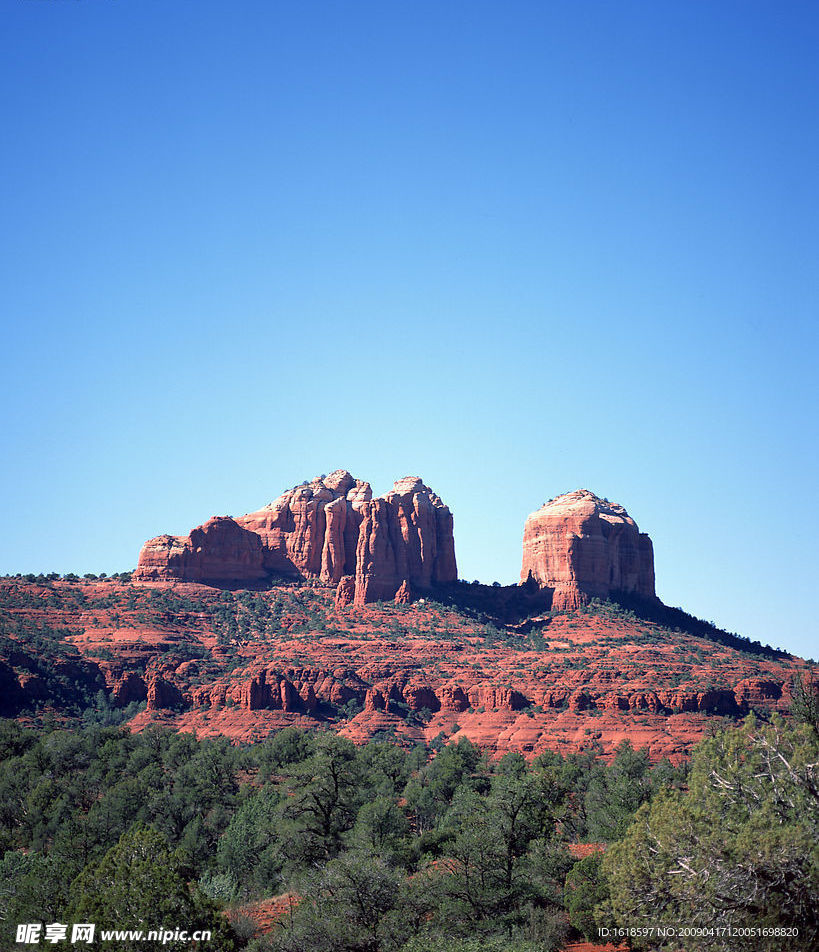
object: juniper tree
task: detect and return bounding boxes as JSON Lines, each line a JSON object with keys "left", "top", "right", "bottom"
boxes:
{"left": 601, "top": 715, "right": 819, "bottom": 951}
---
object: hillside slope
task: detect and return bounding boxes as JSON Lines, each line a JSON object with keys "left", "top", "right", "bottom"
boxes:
{"left": 0, "top": 576, "right": 809, "bottom": 760}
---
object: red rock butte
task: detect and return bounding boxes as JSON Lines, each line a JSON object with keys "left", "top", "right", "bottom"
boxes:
{"left": 521, "top": 489, "right": 655, "bottom": 611}
{"left": 134, "top": 470, "right": 458, "bottom": 607}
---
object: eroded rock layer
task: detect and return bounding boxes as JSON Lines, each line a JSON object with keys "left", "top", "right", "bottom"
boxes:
{"left": 2, "top": 575, "right": 811, "bottom": 760}
{"left": 134, "top": 517, "right": 268, "bottom": 583}
{"left": 134, "top": 471, "right": 457, "bottom": 604}
{"left": 521, "top": 489, "right": 655, "bottom": 610}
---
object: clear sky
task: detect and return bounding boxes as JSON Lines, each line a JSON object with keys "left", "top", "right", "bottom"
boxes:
{"left": 2, "top": 1, "right": 817, "bottom": 659}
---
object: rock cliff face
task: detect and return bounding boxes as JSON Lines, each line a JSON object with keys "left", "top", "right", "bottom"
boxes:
{"left": 134, "top": 516, "right": 268, "bottom": 583}
{"left": 353, "top": 477, "right": 458, "bottom": 606}
{"left": 521, "top": 489, "right": 655, "bottom": 610}
{"left": 134, "top": 471, "right": 457, "bottom": 604}
{"left": 235, "top": 470, "right": 371, "bottom": 582}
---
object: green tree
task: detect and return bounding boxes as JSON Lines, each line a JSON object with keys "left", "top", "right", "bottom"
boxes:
{"left": 790, "top": 669, "right": 819, "bottom": 735}
{"left": 276, "top": 734, "right": 362, "bottom": 872}
{"left": 1, "top": 850, "right": 69, "bottom": 934}
{"left": 256, "top": 727, "right": 317, "bottom": 780}
{"left": 584, "top": 740, "right": 652, "bottom": 842}
{"left": 602, "top": 715, "right": 819, "bottom": 951}
{"left": 350, "top": 795, "right": 412, "bottom": 865}
{"left": 530, "top": 748, "right": 594, "bottom": 841}
{"left": 430, "top": 774, "right": 553, "bottom": 937}
{"left": 404, "top": 737, "right": 486, "bottom": 834}
{"left": 359, "top": 740, "right": 412, "bottom": 797}
{"left": 269, "top": 850, "right": 410, "bottom": 952}
{"left": 217, "top": 783, "right": 283, "bottom": 899}
{"left": 68, "top": 824, "right": 240, "bottom": 951}
{"left": 564, "top": 851, "right": 608, "bottom": 941}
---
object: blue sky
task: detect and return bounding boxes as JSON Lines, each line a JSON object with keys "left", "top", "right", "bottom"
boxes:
{"left": 1, "top": 1, "right": 817, "bottom": 659}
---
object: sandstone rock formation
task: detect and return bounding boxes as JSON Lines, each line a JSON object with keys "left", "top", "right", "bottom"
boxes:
{"left": 146, "top": 675, "right": 184, "bottom": 711}
{"left": 134, "top": 470, "right": 457, "bottom": 605}
{"left": 334, "top": 575, "right": 356, "bottom": 609}
{"left": 135, "top": 516, "right": 268, "bottom": 583}
{"left": 3, "top": 575, "right": 808, "bottom": 760}
{"left": 111, "top": 672, "right": 148, "bottom": 707}
{"left": 236, "top": 470, "right": 370, "bottom": 581}
{"left": 352, "top": 477, "right": 457, "bottom": 606}
{"left": 521, "top": 489, "right": 655, "bottom": 610}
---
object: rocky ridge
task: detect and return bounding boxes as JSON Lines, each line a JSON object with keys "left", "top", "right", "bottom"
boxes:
{"left": 6, "top": 478, "right": 813, "bottom": 761}
{"left": 135, "top": 471, "right": 457, "bottom": 606}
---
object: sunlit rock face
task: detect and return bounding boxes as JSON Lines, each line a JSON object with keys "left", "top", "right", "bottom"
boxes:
{"left": 135, "top": 470, "right": 457, "bottom": 603}
{"left": 352, "top": 477, "right": 457, "bottom": 606}
{"left": 521, "top": 489, "right": 655, "bottom": 610}
{"left": 133, "top": 516, "right": 268, "bottom": 583}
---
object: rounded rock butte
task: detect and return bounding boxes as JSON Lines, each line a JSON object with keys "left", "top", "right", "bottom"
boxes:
{"left": 520, "top": 489, "right": 656, "bottom": 611}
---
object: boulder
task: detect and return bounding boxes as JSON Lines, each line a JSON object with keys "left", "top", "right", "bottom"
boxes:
{"left": 335, "top": 575, "right": 356, "bottom": 609}
{"left": 394, "top": 580, "right": 412, "bottom": 604}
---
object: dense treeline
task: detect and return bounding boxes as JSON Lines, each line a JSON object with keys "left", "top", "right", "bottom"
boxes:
{"left": 0, "top": 720, "right": 679, "bottom": 950}
{"left": 603, "top": 713, "right": 818, "bottom": 951}
{"left": 0, "top": 704, "right": 816, "bottom": 951}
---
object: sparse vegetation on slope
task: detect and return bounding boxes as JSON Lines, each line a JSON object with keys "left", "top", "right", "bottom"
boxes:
{"left": 0, "top": 577, "right": 811, "bottom": 762}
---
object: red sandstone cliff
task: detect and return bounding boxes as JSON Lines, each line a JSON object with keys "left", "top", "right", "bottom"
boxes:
{"left": 521, "top": 489, "right": 655, "bottom": 610}
{"left": 133, "top": 516, "right": 268, "bottom": 583}
{"left": 353, "top": 477, "right": 458, "bottom": 606}
{"left": 235, "top": 470, "right": 371, "bottom": 581}
{"left": 134, "top": 471, "right": 457, "bottom": 604}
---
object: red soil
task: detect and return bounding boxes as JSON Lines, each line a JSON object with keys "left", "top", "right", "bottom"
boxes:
{"left": 568, "top": 843, "right": 606, "bottom": 860}
{"left": 228, "top": 893, "right": 300, "bottom": 934}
